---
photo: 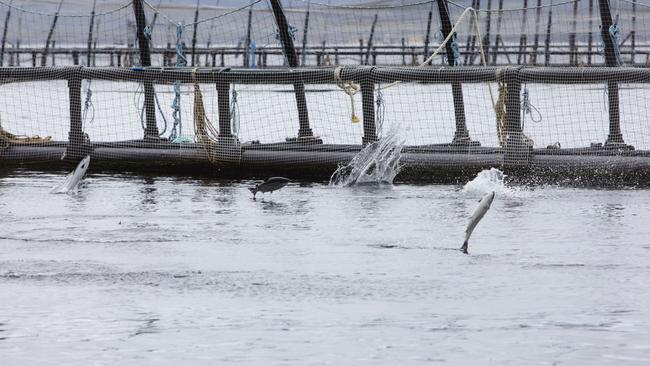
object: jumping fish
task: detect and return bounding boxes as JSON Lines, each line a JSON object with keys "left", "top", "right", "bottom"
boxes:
{"left": 460, "top": 191, "right": 495, "bottom": 254}
{"left": 51, "top": 155, "right": 91, "bottom": 194}
{"left": 249, "top": 177, "right": 290, "bottom": 200}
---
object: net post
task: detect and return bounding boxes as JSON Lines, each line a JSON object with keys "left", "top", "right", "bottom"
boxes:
{"left": 0, "top": 2, "right": 11, "bottom": 67}
{"left": 491, "top": 0, "right": 504, "bottom": 65}
{"left": 502, "top": 67, "right": 529, "bottom": 167}
{"left": 191, "top": 1, "right": 199, "bottom": 67}
{"left": 544, "top": 4, "right": 553, "bottom": 66}
{"left": 86, "top": 0, "right": 96, "bottom": 67}
{"left": 244, "top": 6, "right": 253, "bottom": 67}
{"left": 216, "top": 77, "right": 241, "bottom": 164}
{"left": 132, "top": 0, "right": 159, "bottom": 140}
{"left": 361, "top": 68, "right": 377, "bottom": 146}
{"left": 482, "top": 0, "right": 493, "bottom": 65}
{"left": 42, "top": 0, "right": 63, "bottom": 67}
{"left": 364, "top": 14, "right": 378, "bottom": 66}
{"left": 66, "top": 69, "right": 92, "bottom": 160}
{"left": 531, "top": 0, "right": 542, "bottom": 65}
{"left": 598, "top": 0, "right": 626, "bottom": 147}
{"left": 269, "top": 0, "right": 316, "bottom": 141}
{"left": 436, "top": 0, "right": 476, "bottom": 146}
{"left": 300, "top": 3, "right": 310, "bottom": 67}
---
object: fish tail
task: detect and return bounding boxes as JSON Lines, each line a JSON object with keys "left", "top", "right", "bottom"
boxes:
{"left": 460, "top": 240, "right": 468, "bottom": 254}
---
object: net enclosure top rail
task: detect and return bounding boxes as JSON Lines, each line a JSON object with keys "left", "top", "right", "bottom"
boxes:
{"left": 1, "top": 66, "right": 650, "bottom": 85}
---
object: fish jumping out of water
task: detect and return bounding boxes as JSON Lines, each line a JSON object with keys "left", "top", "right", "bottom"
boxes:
{"left": 51, "top": 155, "right": 91, "bottom": 194}
{"left": 460, "top": 191, "right": 495, "bottom": 254}
{"left": 249, "top": 177, "right": 290, "bottom": 200}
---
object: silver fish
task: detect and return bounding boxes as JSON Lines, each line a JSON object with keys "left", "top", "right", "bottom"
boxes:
{"left": 249, "top": 177, "right": 290, "bottom": 200}
{"left": 460, "top": 191, "right": 495, "bottom": 254}
{"left": 51, "top": 155, "right": 91, "bottom": 194}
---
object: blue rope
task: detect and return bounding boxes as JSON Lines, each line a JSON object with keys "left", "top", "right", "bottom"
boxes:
{"left": 609, "top": 23, "right": 624, "bottom": 66}
{"left": 521, "top": 86, "right": 542, "bottom": 124}
{"left": 275, "top": 24, "right": 298, "bottom": 41}
{"left": 450, "top": 33, "right": 461, "bottom": 67}
{"left": 170, "top": 23, "right": 187, "bottom": 142}
{"left": 143, "top": 25, "right": 152, "bottom": 41}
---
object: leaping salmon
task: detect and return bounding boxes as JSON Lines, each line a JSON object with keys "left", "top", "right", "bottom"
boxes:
{"left": 460, "top": 191, "right": 495, "bottom": 254}
{"left": 51, "top": 155, "right": 91, "bottom": 194}
{"left": 249, "top": 177, "right": 290, "bottom": 200}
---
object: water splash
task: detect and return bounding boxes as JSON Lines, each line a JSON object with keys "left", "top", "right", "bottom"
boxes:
{"left": 463, "top": 168, "right": 508, "bottom": 194}
{"left": 329, "top": 128, "right": 405, "bottom": 186}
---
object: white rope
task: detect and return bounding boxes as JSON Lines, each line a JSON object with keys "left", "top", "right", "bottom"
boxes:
{"left": 0, "top": 0, "right": 132, "bottom": 17}
{"left": 334, "top": 66, "right": 360, "bottom": 123}
{"left": 377, "top": 5, "right": 499, "bottom": 126}
{"left": 448, "top": 0, "right": 579, "bottom": 12}
{"left": 293, "top": 0, "right": 434, "bottom": 10}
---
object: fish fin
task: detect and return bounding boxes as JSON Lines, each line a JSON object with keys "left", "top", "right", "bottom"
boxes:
{"left": 460, "top": 240, "right": 468, "bottom": 254}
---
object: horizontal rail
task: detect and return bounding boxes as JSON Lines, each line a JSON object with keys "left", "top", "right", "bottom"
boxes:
{"left": 2, "top": 66, "right": 650, "bottom": 85}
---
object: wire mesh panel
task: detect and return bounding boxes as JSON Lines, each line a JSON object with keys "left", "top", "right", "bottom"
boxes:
{"left": 0, "top": 0, "right": 649, "bottom": 180}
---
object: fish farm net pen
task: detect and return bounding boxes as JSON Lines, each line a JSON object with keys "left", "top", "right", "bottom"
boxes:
{"left": 1, "top": 0, "right": 650, "bottom": 183}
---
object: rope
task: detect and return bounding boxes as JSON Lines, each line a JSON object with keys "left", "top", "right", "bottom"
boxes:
{"left": 521, "top": 86, "right": 542, "bottom": 124}
{"left": 334, "top": 66, "right": 360, "bottom": 123}
{"left": 375, "top": 88, "right": 385, "bottom": 137}
{"left": 0, "top": 0, "right": 132, "bottom": 17}
{"left": 495, "top": 81, "right": 507, "bottom": 147}
{"left": 609, "top": 23, "right": 624, "bottom": 66}
{"left": 82, "top": 80, "right": 95, "bottom": 126}
{"left": 141, "top": 0, "right": 262, "bottom": 28}
{"left": 0, "top": 115, "right": 51, "bottom": 149}
{"left": 230, "top": 86, "right": 240, "bottom": 136}
{"left": 448, "top": 0, "right": 579, "bottom": 12}
{"left": 170, "top": 23, "right": 187, "bottom": 142}
{"left": 294, "top": 0, "right": 434, "bottom": 10}
{"left": 275, "top": 24, "right": 299, "bottom": 42}
{"left": 450, "top": 33, "right": 461, "bottom": 66}
{"left": 192, "top": 68, "right": 219, "bottom": 161}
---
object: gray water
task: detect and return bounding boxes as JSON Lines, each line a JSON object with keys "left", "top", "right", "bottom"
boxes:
{"left": 1, "top": 170, "right": 650, "bottom": 365}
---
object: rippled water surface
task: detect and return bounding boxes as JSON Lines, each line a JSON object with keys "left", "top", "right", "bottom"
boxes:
{"left": 1, "top": 170, "right": 650, "bottom": 365}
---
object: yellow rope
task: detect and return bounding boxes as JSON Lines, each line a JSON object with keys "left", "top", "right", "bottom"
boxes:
{"left": 495, "top": 82, "right": 507, "bottom": 147}
{"left": 0, "top": 116, "right": 51, "bottom": 148}
{"left": 191, "top": 68, "right": 219, "bottom": 161}
{"left": 334, "top": 66, "right": 360, "bottom": 123}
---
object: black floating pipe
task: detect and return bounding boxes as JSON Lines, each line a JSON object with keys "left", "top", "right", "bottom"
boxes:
{"left": 364, "top": 14, "right": 378, "bottom": 65}
{"left": 86, "top": 0, "right": 96, "bottom": 67}
{"left": 300, "top": 2, "right": 310, "bottom": 66}
{"left": 598, "top": 0, "right": 625, "bottom": 146}
{"left": 0, "top": 1, "right": 11, "bottom": 67}
{"left": 132, "top": 0, "right": 159, "bottom": 139}
{"left": 244, "top": 5, "right": 252, "bottom": 67}
{"left": 42, "top": 0, "right": 63, "bottom": 67}
{"left": 191, "top": 0, "right": 199, "bottom": 67}
{"left": 437, "top": 0, "right": 472, "bottom": 145}
{"left": 269, "top": 0, "right": 313, "bottom": 139}
{"left": 532, "top": 0, "right": 542, "bottom": 65}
